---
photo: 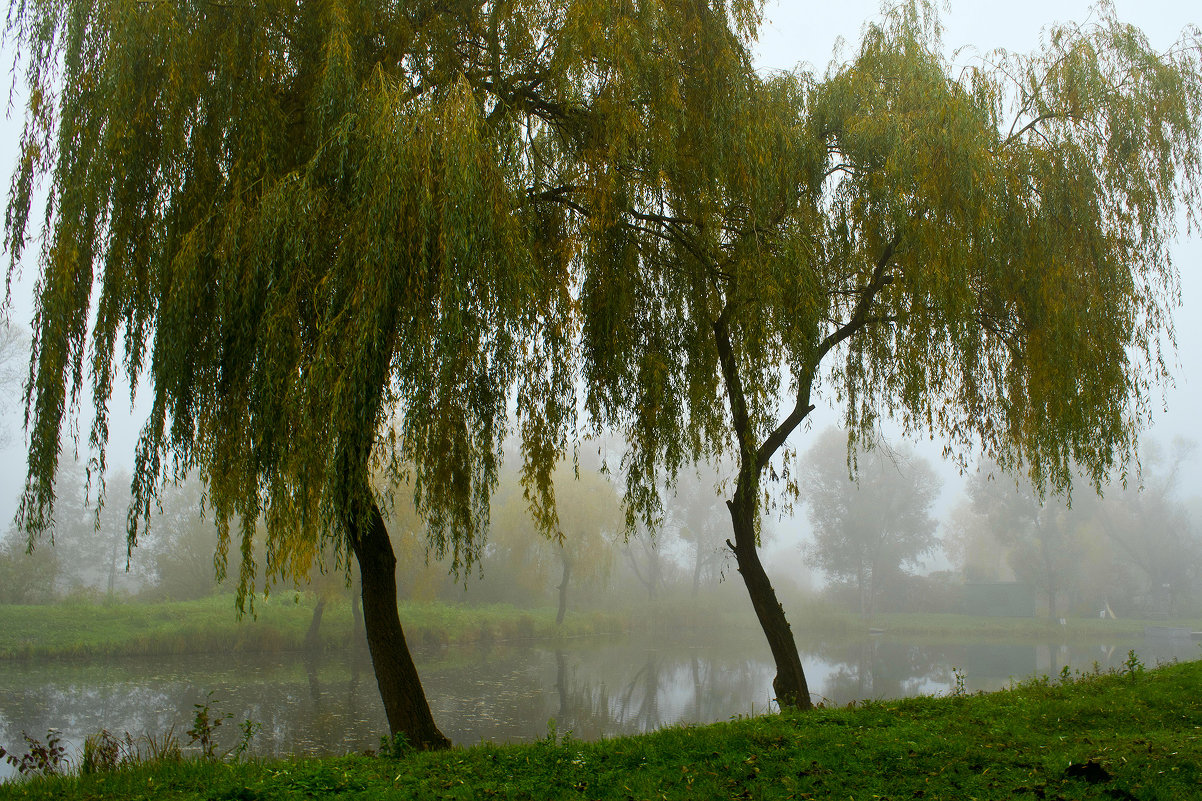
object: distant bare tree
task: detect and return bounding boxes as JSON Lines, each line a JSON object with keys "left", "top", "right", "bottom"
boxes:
{"left": 960, "top": 462, "right": 1086, "bottom": 619}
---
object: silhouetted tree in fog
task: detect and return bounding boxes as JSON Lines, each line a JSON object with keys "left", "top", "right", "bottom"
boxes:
{"left": 1090, "top": 439, "right": 1202, "bottom": 616}
{"left": 801, "top": 429, "right": 940, "bottom": 617}
{"left": 959, "top": 464, "right": 1084, "bottom": 619}
{"left": 486, "top": 464, "right": 622, "bottom": 621}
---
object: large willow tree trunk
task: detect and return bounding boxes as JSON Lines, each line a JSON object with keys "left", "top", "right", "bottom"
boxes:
{"left": 347, "top": 495, "right": 450, "bottom": 750}
{"left": 726, "top": 480, "right": 814, "bottom": 711}
{"left": 351, "top": 569, "right": 365, "bottom": 643}
{"left": 716, "top": 314, "right": 814, "bottom": 712}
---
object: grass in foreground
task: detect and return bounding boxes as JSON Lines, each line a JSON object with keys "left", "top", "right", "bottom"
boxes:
{"left": 2, "top": 657, "right": 1199, "bottom": 799}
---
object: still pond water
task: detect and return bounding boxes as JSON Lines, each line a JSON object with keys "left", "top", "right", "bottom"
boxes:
{"left": 2, "top": 631, "right": 1198, "bottom": 777}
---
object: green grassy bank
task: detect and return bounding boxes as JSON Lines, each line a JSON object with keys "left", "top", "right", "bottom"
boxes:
{"left": 3, "top": 595, "right": 1199, "bottom": 661}
{"left": 0, "top": 596, "right": 627, "bottom": 660}
{"left": 2, "top": 657, "right": 1199, "bottom": 799}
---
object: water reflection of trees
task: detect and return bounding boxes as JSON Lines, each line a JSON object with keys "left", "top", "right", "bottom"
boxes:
{"left": 10, "top": 635, "right": 1187, "bottom": 765}
{"left": 418, "top": 641, "right": 774, "bottom": 743}
{"left": 809, "top": 639, "right": 951, "bottom": 705}
{"left": 0, "top": 654, "right": 388, "bottom": 768}
{"left": 546, "top": 645, "right": 774, "bottom": 739}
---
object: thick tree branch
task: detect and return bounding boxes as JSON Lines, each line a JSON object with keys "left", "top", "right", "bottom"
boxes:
{"left": 712, "top": 300, "right": 753, "bottom": 462}
{"left": 754, "top": 235, "right": 900, "bottom": 472}
{"left": 1003, "top": 111, "right": 1080, "bottom": 147}
{"left": 814, "top": 235, "right": 900, "bottom": 360}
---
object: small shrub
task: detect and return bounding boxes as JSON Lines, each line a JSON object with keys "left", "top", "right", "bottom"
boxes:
{"left": 187, "top": 691, "right": 233, "bottom": 760}
{"left": 949, "top": 667, "right": 967, "bottom": 698}
{"left": 378, "top": 732, "right": 412, "bottom": 760}
{"left": 1123, "top": 649, "right": 1145, "bottom": 678}
{"left": 81, "top": 729, "right": 128, "bottom": 774}
{"left": 0, "top": 730, "right": 69, "bottom": 777}
{"left": 229, "top": 719, "right": 262, "bottom": 762}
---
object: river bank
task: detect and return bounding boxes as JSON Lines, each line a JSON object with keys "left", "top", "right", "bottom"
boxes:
{"left": 1, "top": 656, "right": 1198, "bottom": 799}
{"left": 4, "top": 596, "right": 1198, "bottom": 661}
{"left": 0, "top": 596, "right": 630, "bottom": 660}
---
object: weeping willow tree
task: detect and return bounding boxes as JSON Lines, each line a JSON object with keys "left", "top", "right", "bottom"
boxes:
{"left": 562, "top": 1, "right": 1202, "bottom": 709}
{"left": 3, "top": 0, "right": 767, "bottom": 748}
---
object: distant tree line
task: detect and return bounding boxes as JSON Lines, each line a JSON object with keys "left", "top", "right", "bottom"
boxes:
{"left": 946, "top": 438, "right": 1202, "bottom": 619}
{"left": 798, "top": 429, "right": 1202, "bottom": 620}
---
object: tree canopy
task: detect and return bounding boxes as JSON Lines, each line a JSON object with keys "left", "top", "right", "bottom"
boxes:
{"left": 3, "top": 0, "right": 770, "bottom": 745}
{"left": 5, "top": 0, "right": 759, "bottom": 584}
{"left": 583, "top": 3, "right": 1202, "bottom": 512}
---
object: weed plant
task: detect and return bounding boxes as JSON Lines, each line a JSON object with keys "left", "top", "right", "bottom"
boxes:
{"left": 0, "top": 732, "right": 67, "bottom": 778}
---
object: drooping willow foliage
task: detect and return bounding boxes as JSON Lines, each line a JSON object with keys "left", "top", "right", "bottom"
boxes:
{"left": 3, "top": 0, "right": 767, "bottom": 601}
{"left": 570, "top": 1, "right": 1202, "bottom": 528}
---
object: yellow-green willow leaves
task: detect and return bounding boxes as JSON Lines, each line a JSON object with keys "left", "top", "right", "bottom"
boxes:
{"left": 4, "top": 0, "right": 771, "bottom": 745}
{"left": 6, "top": 0, "right": 762, "bottom": 585}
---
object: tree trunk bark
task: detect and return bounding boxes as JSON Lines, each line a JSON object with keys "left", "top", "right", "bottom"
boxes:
{"left": 712, "top": 306, "right": 819, "bottom": 712}
{"left": 857, "top": 565, "right": 867, "bottom": 619}
{"left": 726, "top": 490, "right": 813, "bottom": 711}
{"left": 348, "top": 494, "right": 450, "bottom": 750}
{"left": 351, "top": 572, "right": 365, "bottom": 643}
{"left": 556, "top": 552, "right": 572, "bottom": 626}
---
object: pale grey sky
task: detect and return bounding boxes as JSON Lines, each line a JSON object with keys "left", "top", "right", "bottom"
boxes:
{"left": 0, "top": 1, "right": 1198, "bottom": 528}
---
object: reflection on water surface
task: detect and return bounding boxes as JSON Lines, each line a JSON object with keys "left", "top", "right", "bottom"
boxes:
{"left": 1, "top": 632, "right": 1197, "bottom": 779}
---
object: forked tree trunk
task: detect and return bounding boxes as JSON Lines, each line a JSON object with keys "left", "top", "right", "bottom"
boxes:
{"left": 347, "top": 494, "right": 450, "bottom": 750}
{"left": 726, "top": 485, "right": 813, "bottom": 711}
{"left": 711, "top": 238, "right": 897, "bottom": 715}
